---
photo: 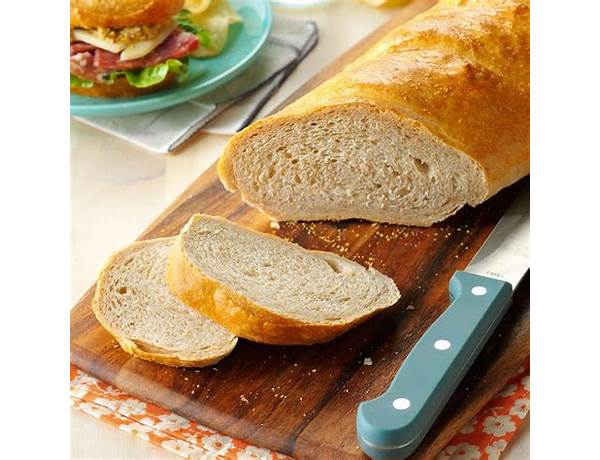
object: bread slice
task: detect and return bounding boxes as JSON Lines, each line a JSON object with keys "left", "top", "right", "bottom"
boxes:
{"left": 166, "top": 214, "right": 400, "bottom": 345}
{"left": 93, "top": 237, "right": 237, "bottom": 367}
{"left": 71, "top": 72, "right": 179, "bottom": 98}
{"left": 217, "top": 0, "right": 529, "bottom": 226}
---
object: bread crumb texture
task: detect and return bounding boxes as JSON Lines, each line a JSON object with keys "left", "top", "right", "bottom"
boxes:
{"left": 93, "top": 238, "right": 237, "bottom": 367}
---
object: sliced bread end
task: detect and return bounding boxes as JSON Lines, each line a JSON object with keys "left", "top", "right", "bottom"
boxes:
{"left": 93, "top": 237, "right": 238, "bottom": 367}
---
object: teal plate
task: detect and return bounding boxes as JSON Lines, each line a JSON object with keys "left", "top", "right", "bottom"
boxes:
{"left": 71, "top": 0, "right": 272, "bottom": 117}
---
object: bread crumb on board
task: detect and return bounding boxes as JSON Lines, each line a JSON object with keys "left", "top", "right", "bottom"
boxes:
{"left": 363, "top": 357, "right": 373, "bottom": 366}
{"left": 240, "top": 395, "right": 249, "bottom": 404}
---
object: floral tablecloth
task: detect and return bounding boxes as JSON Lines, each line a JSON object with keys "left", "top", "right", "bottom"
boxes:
{"left": 71, "top": 362, "right": 529, "bottom": 459}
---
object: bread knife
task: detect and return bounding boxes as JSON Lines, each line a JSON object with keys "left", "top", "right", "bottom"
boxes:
{"left": 356, "top": 184, "right": 529, "bottom": 459}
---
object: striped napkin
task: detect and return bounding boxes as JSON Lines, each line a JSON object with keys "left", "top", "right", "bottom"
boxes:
{"left": 75, "top": 16, "right": 318, "bottom": 154}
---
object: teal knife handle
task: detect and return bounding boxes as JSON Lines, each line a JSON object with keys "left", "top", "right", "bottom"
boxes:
{"left": 356, "top": 271, "right": 513, "bottom": 459}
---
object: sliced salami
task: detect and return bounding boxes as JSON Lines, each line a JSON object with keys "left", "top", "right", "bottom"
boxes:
{"left": 70, "top": 52, "right": 105, "bottom": 83}
{"left": 70, "top": 28, "right": 198, "bottom": 82}
{"left": 70, "top": 42, "right": 97, "bottom": 55}
{"left": 95, "top": 29, "right": 198, "bottom": 70}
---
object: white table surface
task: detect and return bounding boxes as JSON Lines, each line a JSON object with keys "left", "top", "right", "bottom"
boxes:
{"left": 70, "top": 2, "right": 529, "bottom": 458}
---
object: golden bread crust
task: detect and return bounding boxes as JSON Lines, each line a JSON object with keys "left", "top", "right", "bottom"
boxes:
{"left": 219, "top": 0, "right": 529, "bottom": 211}
{"left": 92, "top": 238, "right": 237, "bottom": 367}
{"left": 71, "top": 0, "right": 185, "bottom": 29}
{"left": 165, "top": 218, "right": 387, "bottom": 345}
{"left": 70, "top": 73, "right": 178, "bottom": 98}
{"left": 111, "top": 334, "right": 234, "bottom": 367}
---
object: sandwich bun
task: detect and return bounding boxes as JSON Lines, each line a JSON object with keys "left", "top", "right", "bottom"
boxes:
{"left": 71, "top": 0, "right": 185, "bottom": 29}
{"left": 70, "top": 72, "right": 178, "bottom": 98}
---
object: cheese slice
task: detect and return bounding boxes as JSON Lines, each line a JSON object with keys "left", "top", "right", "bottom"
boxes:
{"left": 72, "top": 29, "right": 126, "bottom": 54}
{"left": 72, "top": 21, "right": 178, "bottom": 61}
{"left": 120, "top": 22, "right": 178, "bottom": 61}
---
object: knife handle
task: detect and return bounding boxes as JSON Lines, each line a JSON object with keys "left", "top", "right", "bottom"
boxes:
{"left": 356, "top": 271, "right": 513, "bottom": 459}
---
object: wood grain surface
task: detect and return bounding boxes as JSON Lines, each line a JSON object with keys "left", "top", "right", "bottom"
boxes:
{"left": 70, "top": 2, "right": 530, "bottom": 458}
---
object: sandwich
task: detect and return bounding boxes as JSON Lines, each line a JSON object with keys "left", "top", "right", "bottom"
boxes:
{"left": 70, "top": 0, "right": 207, "bottom": 98}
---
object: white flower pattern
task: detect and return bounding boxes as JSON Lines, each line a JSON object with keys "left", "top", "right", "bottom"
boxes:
{"left": 156, "top": 413, "right": 191, "bottom": 431}
{"left": 439, "top": 442, "right": 481, "bottom": 460}
{"left": 70, "top": 383, "right": 89, "bottom": 399}
{"left": 183, "top": 433, "right": 198, "bottom": 445}
{"left": 482, "top": 415, "right": 516, "bottom": 437}
{"left": 509, "top": 398, "right": 529, "bottom": 419}
{"left": 72, "top": 371, "right": 99, "bottom": 387}
{"left": 76, "top": 402, "right": 111, "bottom": 418}
{"left": 485, "top": 440, "right": 508, "bottom": 460}
{"left": 70, "top": 371, "right": 99, "bottom": 399}
{"left": 202, "top": 433, "right": 233, "bottom": 455}
{"left": 93, "top": 397, "right": 121, "bottom": 412}
{"left": 161, "top": 439, "right": 194, "bottom": 457}
{"left": 133, "top": 416, "right": 170, "bottom": 437}
{"left": 116, "top": 399, "right": 147, "bottom": 416}
{"left": 119, "top": 422, "right": 153, "bottom": 441}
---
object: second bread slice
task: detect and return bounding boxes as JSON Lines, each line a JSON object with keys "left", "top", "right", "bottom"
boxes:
{"left": 166, "top": 215, "right": 400, "bottom": 345}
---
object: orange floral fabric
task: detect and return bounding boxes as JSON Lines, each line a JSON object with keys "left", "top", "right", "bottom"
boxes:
{"left": 438, "top": 362, "right": 530, "bottom": 460}
{"left": 70, "top": 361, "right": 529, "bottom": 459}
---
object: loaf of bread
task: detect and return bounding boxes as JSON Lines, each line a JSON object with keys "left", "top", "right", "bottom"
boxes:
{"left": 218, "top": 0, "right": 530, "bottom": 226}
{"left": 166, "top": 214, "right": 400, "bottom": 345}
{"left": 93, "top": 237, "right": 238, "bottom": 367}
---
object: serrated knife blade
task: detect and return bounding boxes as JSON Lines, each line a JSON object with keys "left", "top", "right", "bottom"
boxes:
{"left": 466, "top": 186, "right": 529, "bottom": 289}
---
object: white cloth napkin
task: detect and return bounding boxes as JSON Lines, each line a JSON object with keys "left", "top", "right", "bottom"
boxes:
{"left": 75, "top": 16, "right": 318, "bottom": 154}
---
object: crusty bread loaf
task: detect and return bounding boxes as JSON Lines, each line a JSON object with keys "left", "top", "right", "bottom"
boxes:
{"left": 71, "top": 73, "right": 178, "bottom": 98}
{"left": 166, "top": 214, "right": 400, "bottom": 345}
{"left": 93, "top": 237, "right": 237, "bottom": 367}
{"left": 218, "top": 0, "right": 530, "bottom": 226}
{"left": 71, "top": 0, "right": 184, "bottom": 29}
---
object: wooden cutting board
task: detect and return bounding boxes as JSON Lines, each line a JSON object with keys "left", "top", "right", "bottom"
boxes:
{"left": 70, "top": 2, "right": 530, "bottom": 458}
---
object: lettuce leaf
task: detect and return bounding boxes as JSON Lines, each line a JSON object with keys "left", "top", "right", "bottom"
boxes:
{"left": 70, "top": 74, "right": 94, "bottom": 88}
{"left": 102, "top": 58, "right": 188, "bottom": 88}
{"left": 175, "top": 9, "right": 212, "bottom": 48}
{"left": 71, "top": 58, "right": 188, "bottom": 90}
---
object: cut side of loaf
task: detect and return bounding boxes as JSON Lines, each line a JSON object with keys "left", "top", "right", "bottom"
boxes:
{"left": 93, "top": 237, "right": 237, "bottom": 367}
{"left": 218, "top": 0, "right": 530, "bottom": 226}
{"left": 220, "top": 103, "right": 488, "bottom": 226}
{"left": 166, "top": 214, "right": 400, "bottom": 345}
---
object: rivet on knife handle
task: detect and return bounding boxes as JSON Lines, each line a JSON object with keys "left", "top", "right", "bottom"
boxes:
{"left": 356, "top": 271, "right": 513, "bottom": 459}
